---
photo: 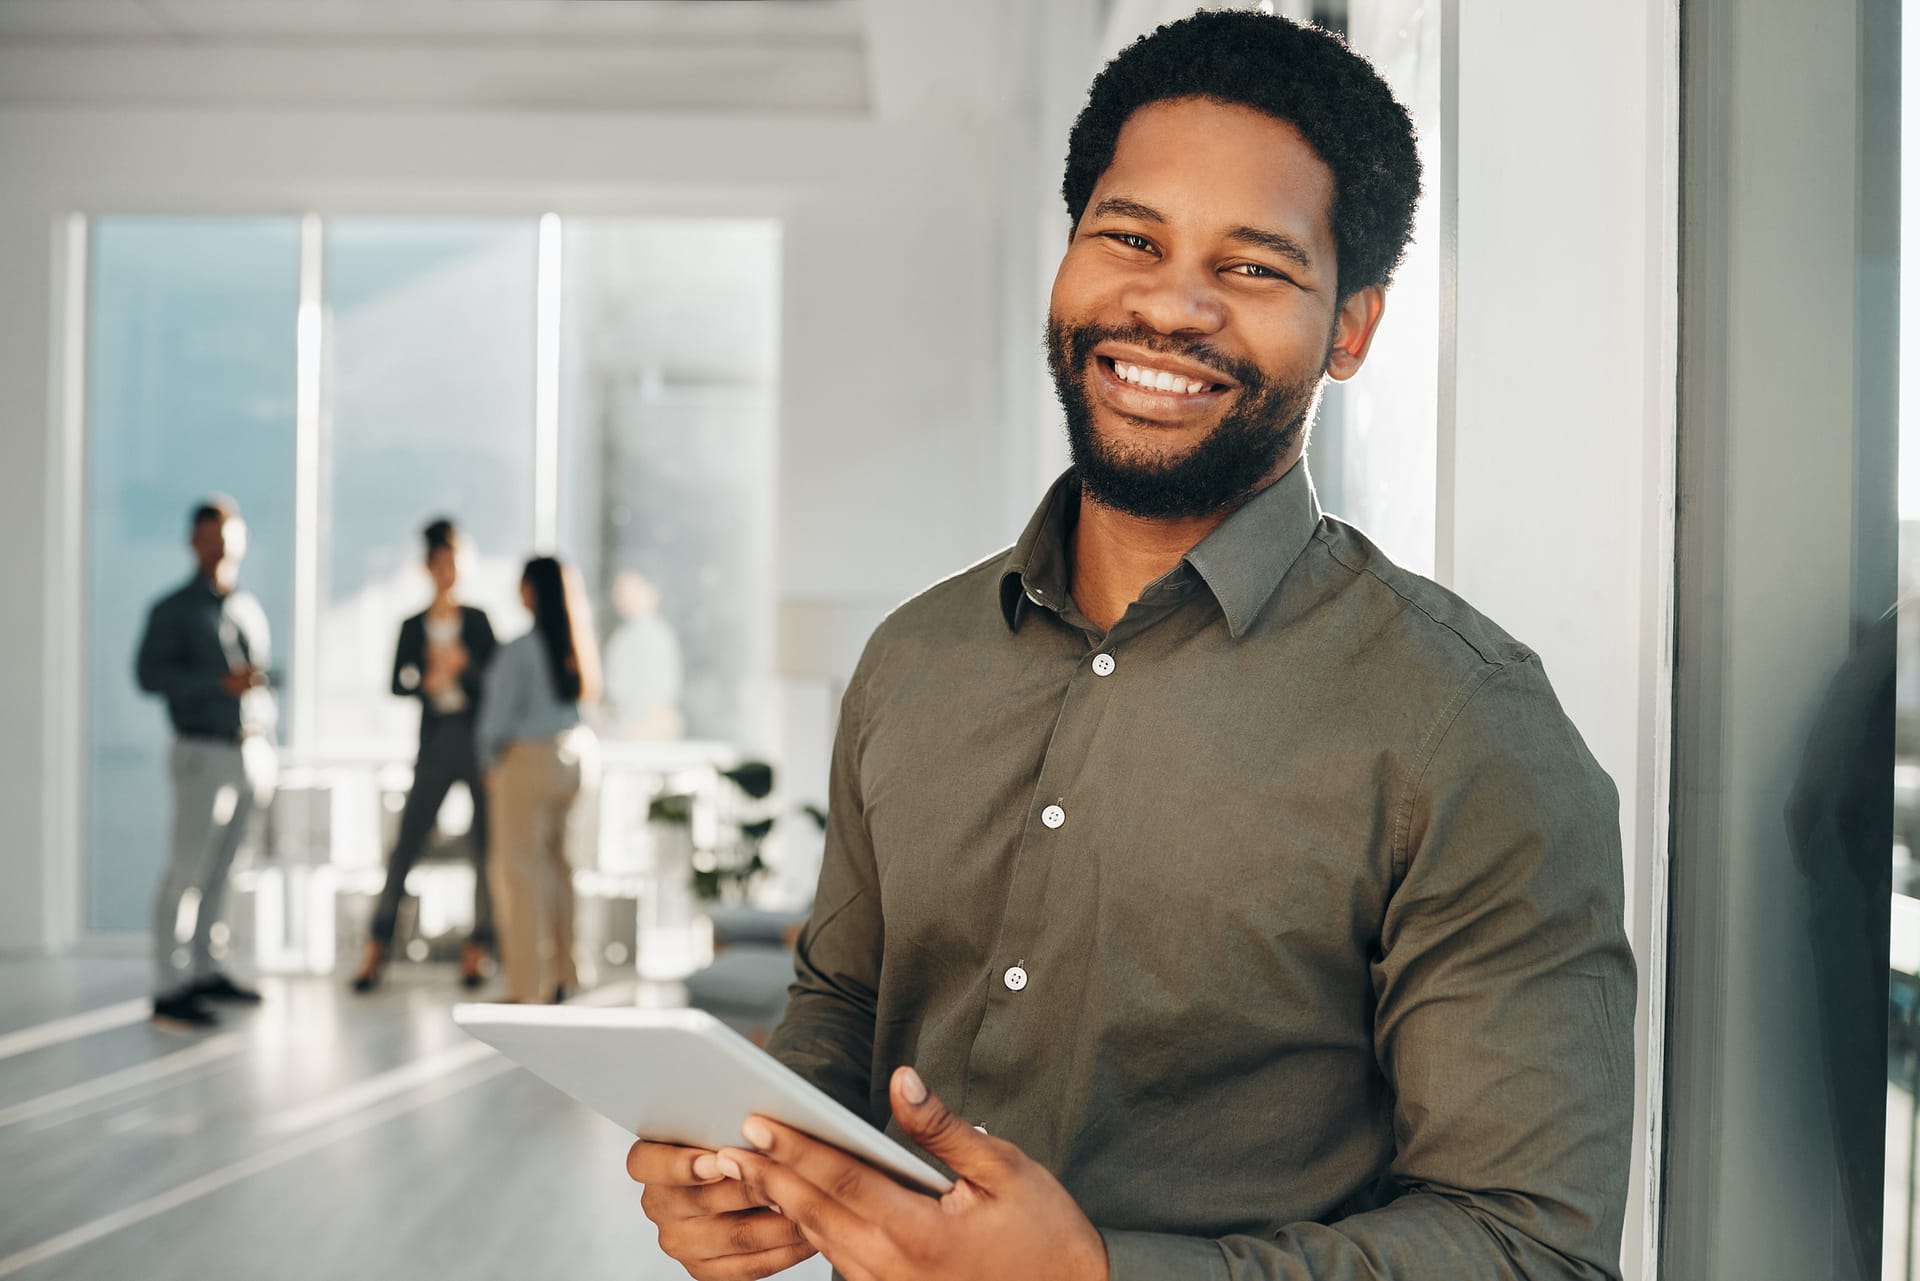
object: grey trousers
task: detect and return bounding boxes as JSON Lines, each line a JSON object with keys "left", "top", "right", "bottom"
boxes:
{"left": 153, "top": 736, "right": 277, "bottom": 995}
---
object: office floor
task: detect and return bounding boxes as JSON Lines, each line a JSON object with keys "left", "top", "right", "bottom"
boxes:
{"left": 0, "top": 957, "right": 827, "bottom": 1281}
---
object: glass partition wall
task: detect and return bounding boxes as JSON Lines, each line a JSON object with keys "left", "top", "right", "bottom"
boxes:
{"left": 79, "top": 215, "right": 780, "bottom": 941}
{"left": 83, "top": 218, "right": 300, "bottom": 934}
{"left": 1664, "top": 0, "right": 1902, "bottom": 1278}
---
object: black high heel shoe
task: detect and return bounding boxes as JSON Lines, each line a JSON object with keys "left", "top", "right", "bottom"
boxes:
{"left": 459, "top": 942, "right": 488, "bottom": 991}
{"left": 351, "top": 941, "right": 385, "bottom": 994}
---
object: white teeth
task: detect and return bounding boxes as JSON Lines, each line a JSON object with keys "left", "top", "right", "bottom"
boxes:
{"left": 1112, "top": 359, "right": 1210, "bottom": 394}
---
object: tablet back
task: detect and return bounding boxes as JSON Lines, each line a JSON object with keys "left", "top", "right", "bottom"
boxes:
{"left": 453, "top": 1003, "right": 952, "bottom": 1194}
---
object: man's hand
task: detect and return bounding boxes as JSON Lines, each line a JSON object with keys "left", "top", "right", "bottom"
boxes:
{"left": 626, "top": 1139, "right": 817, "bottom": 1281}
{"left": 220, "top": 666, "right": 261, "bottom": 697}
{"left": 713, "top": 1067, "right": 1109, "bottom": 1281}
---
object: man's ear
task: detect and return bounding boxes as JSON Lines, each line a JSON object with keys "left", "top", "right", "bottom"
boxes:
{"left": 1326, "top": 286, "right": 1387, "bottom": 382}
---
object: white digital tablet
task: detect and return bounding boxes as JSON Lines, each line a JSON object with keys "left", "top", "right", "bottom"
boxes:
{"left": 452, "top": 1003, "right": 953, "bottom": 1195}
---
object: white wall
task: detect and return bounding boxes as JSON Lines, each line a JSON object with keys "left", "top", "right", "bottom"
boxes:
{"left": 0, "top": 6, "right": 1039, "bottom": 951}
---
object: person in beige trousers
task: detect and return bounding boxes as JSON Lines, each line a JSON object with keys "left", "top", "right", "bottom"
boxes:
{"left": 477, "top": 556, "right": 601, "bottom": 1004}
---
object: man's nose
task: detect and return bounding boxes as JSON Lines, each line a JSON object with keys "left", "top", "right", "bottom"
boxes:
{"left": 1119, "top": 259, "right": 1226, "bottom": 337}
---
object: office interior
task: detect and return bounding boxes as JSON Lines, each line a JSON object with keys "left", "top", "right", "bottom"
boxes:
{"left": 0, "top": 0, "right": 1906, "bottom": 1277}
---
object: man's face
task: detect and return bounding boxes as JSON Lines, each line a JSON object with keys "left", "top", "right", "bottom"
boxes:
{"left": 190, "top": 513, "right": 245, "bottom": 574}
{"left": 1047, "top": 96, "right": 1384, "bottom": 519}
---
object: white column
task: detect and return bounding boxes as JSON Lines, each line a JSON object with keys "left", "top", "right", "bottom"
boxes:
{"left": 1445, "top": 3, "right": 1679, "bottom": 1276}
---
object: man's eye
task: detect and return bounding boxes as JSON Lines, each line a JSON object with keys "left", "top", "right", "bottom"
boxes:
{"left": 1104, "top": 232, "right": 1153, "bottom": 252}
{"left": 1228, "top": 263, "right": 1286, "bottom": 280}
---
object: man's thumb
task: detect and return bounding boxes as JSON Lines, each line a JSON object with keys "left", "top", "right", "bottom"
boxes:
{"left": 890, "top": 1066, "right": 1004, "bottom": 1180}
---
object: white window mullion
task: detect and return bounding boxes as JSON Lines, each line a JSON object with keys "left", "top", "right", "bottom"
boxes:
{"left": 292, "top": 214, "right": 324, "bottom": 751}
{"left": 534, "top": 212, "right": 563, "bottom": 554}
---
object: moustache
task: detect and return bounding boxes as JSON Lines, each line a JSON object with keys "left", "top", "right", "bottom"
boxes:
{"left": 1053, "top": 320, "right": 1262, "bottom": 390}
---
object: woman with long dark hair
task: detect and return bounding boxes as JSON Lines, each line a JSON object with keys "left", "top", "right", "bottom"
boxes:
{"left": 475, "top": 556, "right": 602, "bottom": 1003}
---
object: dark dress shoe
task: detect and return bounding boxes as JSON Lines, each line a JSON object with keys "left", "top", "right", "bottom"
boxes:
{"left": 191, "top": 972, "right": 263, "bottom": 1004}
{"left": 152, "top": 992, "right": 220, "bottom": 1029}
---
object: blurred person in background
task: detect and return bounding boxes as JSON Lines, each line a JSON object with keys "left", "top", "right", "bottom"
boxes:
{"left": 135, "top": 496, "right": 277, "bottom": 1030}
{"left": 353, "top": 516, "right": 499, "bottom": 993}
{"left": 478, "top": 556, "right": 601, "bottom": 1004}
{"left": 603, "top": 568, "right": 684, "bottom": 740}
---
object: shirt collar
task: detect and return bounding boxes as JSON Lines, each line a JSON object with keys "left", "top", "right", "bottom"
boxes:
{"left": 998, "top": 461, "right": 1322, "bottom": 639}
{"left": 999, "top": 472, "right": 1079, "bottom": 630}
{"left": 1182, "top": 459, "right": 1322, "bottom": 638}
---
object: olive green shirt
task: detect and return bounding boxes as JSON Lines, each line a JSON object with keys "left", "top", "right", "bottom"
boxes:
{"left": 768, "top": 461, "right": 1635, "bottom": 1280}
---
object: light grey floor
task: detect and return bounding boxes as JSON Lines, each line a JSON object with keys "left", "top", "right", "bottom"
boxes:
{"left": 0, "top": 957, "right": 828, "bottom": 1281}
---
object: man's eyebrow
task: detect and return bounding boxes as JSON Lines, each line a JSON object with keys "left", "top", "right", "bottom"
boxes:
{"left": 1089, "top": 195, "right": 1165, "bottom": 223}
{"left": 1226, "top": 225, "right": 1313, "bottom": 270}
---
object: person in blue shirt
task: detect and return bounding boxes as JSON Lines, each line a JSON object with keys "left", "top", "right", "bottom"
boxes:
{"left": 476, "top": 556, "right": 602, "bottom": 1004}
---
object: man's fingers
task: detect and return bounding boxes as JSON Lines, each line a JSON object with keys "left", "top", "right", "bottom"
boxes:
{"left": 662, "top": 1208, "right": 809, "bottom": 1264}
{"left": 626, "top": 1138, "right": 722, "bottom": 1186}
{"left": 685, "top": 1242, "right": 818, "bottom": 1281}
{"left": 704, "top": 1208, "right": 811, "bottom": 1259}
{"left": 889, "top": 1065, "right": 1015, "bottom": 1183}
{"left": 648, "top": 1177, "right": 769, "bottom": 1218}
{"left": 737, "top": 1117, "right": 938, "bottom": 1227}
{"left": 717, "top": 1147, "right": 896, "bottom": 1264}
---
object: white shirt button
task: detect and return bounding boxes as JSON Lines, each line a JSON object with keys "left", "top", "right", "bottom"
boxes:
{"left": 1004, "top": 966, "right": 1028, "bottom": 991}
{"left": 1091, "top": 653, "right": 1115, "bottom": 677}
{"left": 1041, "top": 804, "right": 1065, "bottom": 829}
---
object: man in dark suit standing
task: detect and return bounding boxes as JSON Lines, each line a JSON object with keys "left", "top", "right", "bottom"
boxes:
{"left": 352, "top": 517, "right": 499, "bottom": 991}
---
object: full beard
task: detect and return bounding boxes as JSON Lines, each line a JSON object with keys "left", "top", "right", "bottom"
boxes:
{"left": 1045, "top": 317, "right": 1325, "bottom": 520}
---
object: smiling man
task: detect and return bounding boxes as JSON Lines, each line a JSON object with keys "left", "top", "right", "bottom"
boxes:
{"left": 628, "top": 11, "right": 1634, "bottom": 1280}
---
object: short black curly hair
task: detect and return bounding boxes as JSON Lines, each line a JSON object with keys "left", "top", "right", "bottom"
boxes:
{"left": 1062, "top": 9, "right": 1421, "bottom": 301}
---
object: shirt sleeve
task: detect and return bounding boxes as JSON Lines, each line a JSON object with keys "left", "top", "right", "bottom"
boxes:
{"left": 134, "top": 598, "right": 222, "bottom": 700}
{"left": 765, "top": 661, "right": 884, "bottom": 1122}
{"left": 476, "top": 639, "right": 526, "bottom": 772}
{"left": 1100, "top": 655, "right": 1636, "bottom": 1281}
{"left": 391, "top": 619, "right": 420, "bottom": 700}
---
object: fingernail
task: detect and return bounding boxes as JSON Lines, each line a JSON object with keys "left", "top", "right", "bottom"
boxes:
{"left": 900, "top": 1066, "right": 929, "bottom": 1105}
{"left": 692, "top": 1154, "right": 720, "bottom": 1180}
{"left": 715, "top": 1156, "right": 743, "bottom": 1181}
{"left": 742, "top": 1118, "right": 773, "bottom": 1150}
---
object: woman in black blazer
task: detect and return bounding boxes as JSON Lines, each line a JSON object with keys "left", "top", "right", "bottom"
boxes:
{"left": 353, "top": 518, "right": 499, "bottom": 992}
